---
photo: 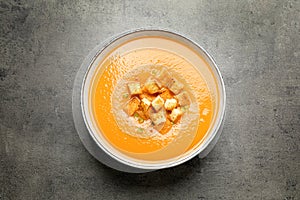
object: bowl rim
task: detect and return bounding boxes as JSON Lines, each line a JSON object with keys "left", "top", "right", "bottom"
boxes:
{"left": 80, "top": 28, "right": 226, "bottom": 170}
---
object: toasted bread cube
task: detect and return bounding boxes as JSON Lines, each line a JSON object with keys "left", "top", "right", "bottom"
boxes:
{"left": 159, "top": 88, "right": 174, "bottom": 101}
{"left": 144, "top": 77, "right": 160, "bottom": 94}
{"left": 135, "top": 110, "right": 149, "bottom": 120}
{"left": 164, "top": 98, "right": 177, "bottom": 111}
{"left": 127, "top": 82, "right": 142, "bottom": 95}
{"left": 124, "top": 97, "right": 140, "bottom": 116}
{"left": 169, "top": 78, "right": 184, "bottom": 94}
{"left": 140, "top": 98, "right": 151, "bottom": 112}
{"left": 149, "top": 108, "right": 167, "bottom": 127}
{"left": 159, "top": 87, "right": 167, "bottom": 93}
{"left": 152, "top": 96, "right": 165, "bottom": 111}
{"left": 169, "top": 108, "right": 182, "bottom": 123}
{"left": 159, "top": 119, "right": 172, "bottom": 135}
{"left": 175, "top": 91, "right": 190, "bottom": 106}
{"left": 156, "top": 68, "right": 172, "bottom": 87}
{"left": 139, "top": 93, "right": 156, "bottom": 101}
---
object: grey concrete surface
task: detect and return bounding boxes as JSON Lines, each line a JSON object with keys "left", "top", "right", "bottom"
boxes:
{"left": 0, "top": 0, "right": 299, "bottom": 199}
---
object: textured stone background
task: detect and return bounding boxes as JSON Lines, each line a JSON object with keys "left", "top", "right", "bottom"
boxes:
{"left": 0, "top": 0, "right": 299, "bottom": 199}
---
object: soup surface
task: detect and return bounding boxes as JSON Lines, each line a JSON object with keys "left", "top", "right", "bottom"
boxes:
{"left": 91, "top": 40, "right": 213, "bottom": 161}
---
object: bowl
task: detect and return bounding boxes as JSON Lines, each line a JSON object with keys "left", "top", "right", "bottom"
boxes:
{"left": 79, "top": 29, "right": 226, "bottom": 172}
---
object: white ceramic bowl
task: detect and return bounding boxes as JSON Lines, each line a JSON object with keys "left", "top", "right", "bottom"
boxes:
{"left": 79, "top": 29, "right": 226, "bottom": 172}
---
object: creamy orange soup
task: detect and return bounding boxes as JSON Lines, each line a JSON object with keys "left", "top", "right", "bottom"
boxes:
{"left": 91, "top": 39, "right": 213, "bottom": 161}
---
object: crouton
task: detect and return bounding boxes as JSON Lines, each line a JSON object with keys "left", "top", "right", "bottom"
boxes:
{"left": 159, "top": 88, "right": 174, "bottom": 101}
{"left": 144, "top": 77, "right": 160, "bottom": 94}
{"left": 169, "top": 108, "right": 182, "bottom": 123}
{"left": 127, "top": 82, "right": 142, "bottom": 95}
{"left": 139, "top": 93, "right": 156, "bottom": 101}
{"left": 152, "top": 95, "right": 165, "bottom": 111}
{"left": 134, "top": 109, "right": 149, "bottom": 121}
{"left": 175, "top": 91, "right": 190, "bottom": 106}
{"left": 159, "top": 119, "right": 172, "bottom": 134}
{"left": 159, "top": 87, "right": 167, "bottom": 93}
{"left": 164, "top": 98, "right": 177, "bottom": 111}
{"left": 169, "top": 78, "right": 184, "bottom": 94}
{"left": 140, "top": 98, "right": 151, "bottom": 112}
{"left": 124, "top": 97, "right": 140, "bottom": 116}
{"left": 149, "top": 108, "right": 167, "bottom": 127}
{"left": 156, "top": 68, "right": 172, "bottom": 87}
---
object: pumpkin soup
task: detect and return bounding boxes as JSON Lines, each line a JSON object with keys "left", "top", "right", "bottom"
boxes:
{"left": 91, "top": 43, "right": 213, "bottom": 161}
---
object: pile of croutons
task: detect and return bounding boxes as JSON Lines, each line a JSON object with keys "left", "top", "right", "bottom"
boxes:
{"left": 123, "top": 69, "right": 190, "bottom": 134}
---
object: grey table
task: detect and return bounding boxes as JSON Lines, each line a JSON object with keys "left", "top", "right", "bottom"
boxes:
{"left": 1, "top": 1, "right": 299, "bottom": 199}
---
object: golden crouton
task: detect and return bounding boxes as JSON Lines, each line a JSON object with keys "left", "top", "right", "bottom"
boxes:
{"left": 135, "top": 110, "right": 149, "bottom": 120}
{"left": 144, "top": 77, "right": 160, "bottom": 94}
{"left": 156, "top": 68, "right": 172, "bottom": 87}
{"left": 164, "top": 98, "right": 177, "bottom": 111}
{"left": 139, "top": 93, "right": 156, "bottom": 101}
{"left": 149, "top": 108, "right": 166, "bottom": 127}
{"left": 169, "top": 78, "right": 184, "bottom": 94}
{"left": 152, "top": 95, "right": 165, "bottom": 112}
{"left": 175, "top": 91, "right": 190, "bottom": 106}
{"left": 124, "top": 97, "right": 140, "bottom": 116}
{"left": 159, "top": 88, "right": 174, "bottom": 101}
{"left": 159, "top": 119, "right": 172, "bottom": 135}
{"left": 127, "top": 82, "right": 142, "bottom": 95}
{"left": 140, "top": 98, "right": 151, "bottom": 112}
{"left": 169, "top": 108, "right": 182, "bottom": 123}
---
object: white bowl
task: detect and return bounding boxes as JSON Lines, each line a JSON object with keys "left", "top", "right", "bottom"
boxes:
{"left": 79, "top": 29, "right": 226, "bottom": 172}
